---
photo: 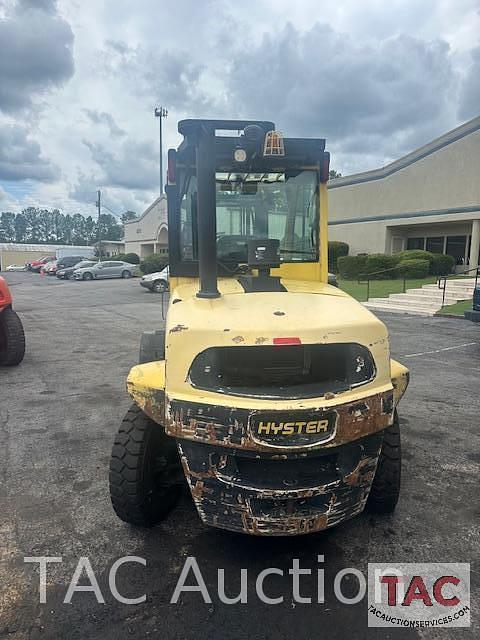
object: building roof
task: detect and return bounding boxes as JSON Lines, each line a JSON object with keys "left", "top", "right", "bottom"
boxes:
{"left": 0, "top": 243, "right": 94, "bottom": 251}
{"left": 329, "top": 114, "right": 480, "bottom": 189}
{"left": 124, "top": 196, "right": 166, "bottom": 225}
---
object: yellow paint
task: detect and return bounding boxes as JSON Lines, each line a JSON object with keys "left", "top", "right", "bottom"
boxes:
{"left": 390, "top": 358, "right": 410, "bottom": 403}
{"left": 126, "top": 176, "right": 410, "bottom": 440}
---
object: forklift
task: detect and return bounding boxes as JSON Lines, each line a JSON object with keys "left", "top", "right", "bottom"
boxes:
{"left": 109, "top": 119, "right": 409, "bottom": 535}
{"left": 0, "top": 276, "right": 25, "bottom": 366}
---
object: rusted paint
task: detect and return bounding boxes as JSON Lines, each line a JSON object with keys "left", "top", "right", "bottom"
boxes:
{"left": 255, "top": 337, "right": 268, "bottom": 345}
{"left": 232, "top": 336, "right": 245, "bottom": 343}
{"left": 165, "top": 391, "right": 393, "bottom": 453}
{"left": 273, "top": 310, "right": 285, "bottom": 316}
{"left": 178, "top": 433, "right": 382, "bottom": 535}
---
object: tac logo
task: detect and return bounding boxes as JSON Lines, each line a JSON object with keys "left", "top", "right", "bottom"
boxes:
{"left": 368, "top": 563, "right": 470, "bottom": 628}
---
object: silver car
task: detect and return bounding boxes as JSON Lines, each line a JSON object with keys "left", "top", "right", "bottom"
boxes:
{"left": 73, "top": 260, "right": 134, "bottom": 281}
{"left": 140, "top": 266, "right": 169, "bottom": 293}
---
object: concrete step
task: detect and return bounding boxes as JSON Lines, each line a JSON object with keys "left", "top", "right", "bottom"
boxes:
{"left": 388, "top": 293, "right": 465, "bottom": 305}
{"left": 364, "top": 302, "right": 435, "bottom": 316}
{"left": 363, "top": 277, "right": 476, "bottom": 317}
{"left": 368, "top": 297, "right": 441, "bottom": 310}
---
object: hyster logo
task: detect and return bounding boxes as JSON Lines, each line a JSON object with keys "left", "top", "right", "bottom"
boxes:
{"left": 256, "top": 420, "right": 330, "bottom": 436}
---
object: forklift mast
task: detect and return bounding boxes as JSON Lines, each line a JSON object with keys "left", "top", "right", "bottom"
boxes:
{"left": 165, "top": 119, "right": 331, "bottom": 296}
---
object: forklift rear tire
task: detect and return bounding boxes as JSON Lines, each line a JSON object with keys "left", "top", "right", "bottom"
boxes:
{"left": 366, "top": 411, "right": 401, "bottom": 514}
{"left": 109, "top": 403, "right": 182, "bottom": 527}
{"left": 0, "top": 308, "right": 26, "bottom": 366}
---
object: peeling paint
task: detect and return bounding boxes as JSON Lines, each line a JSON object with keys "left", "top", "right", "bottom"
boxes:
{"left": 165, "top": 392, "right": 393, "bottom": 452}
{"left": 178, "top": 433, "right": 382, "bottom": 535}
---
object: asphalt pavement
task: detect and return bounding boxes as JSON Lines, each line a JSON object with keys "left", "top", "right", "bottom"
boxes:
{"left": 0, "top": 272, "right": 478, "bottom": 639}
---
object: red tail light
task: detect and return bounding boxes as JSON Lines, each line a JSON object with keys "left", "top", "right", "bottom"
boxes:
{"left": 273, "top": 337, "right": 302, "bottom": 345}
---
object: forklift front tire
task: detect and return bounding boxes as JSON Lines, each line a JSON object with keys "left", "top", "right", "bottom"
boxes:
{"left": 366, "top": 410, "right": 401, "bottom": 514}
{"left": 109, "top": 403, "right": 182, "bottom": 527}
{"left": 0, "top": 308, "right": 25, "bottom": 366}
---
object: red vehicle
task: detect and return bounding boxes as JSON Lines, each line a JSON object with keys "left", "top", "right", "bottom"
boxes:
{"left": 28, "top": 256, "right": 55, "bottom": 272}
{"left": 0, "top": 277, "right": 25, "bottom": 365}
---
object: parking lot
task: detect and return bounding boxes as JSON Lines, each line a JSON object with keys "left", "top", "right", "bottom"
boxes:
{"left": 1, "top": 272, "right": 479, "bottom": 639}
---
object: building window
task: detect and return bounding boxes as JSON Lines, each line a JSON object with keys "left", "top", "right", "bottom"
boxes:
{"left": 446, "top": 236, "right": 467, "bottom": 266}
{"left": 426, "top": 237, "right": 444, "bottom": 254}
{"left": 407, "top": 237, "right": 425, "bottom": 250}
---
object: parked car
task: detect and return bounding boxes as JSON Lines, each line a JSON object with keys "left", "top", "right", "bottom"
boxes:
{"left": 140, "top": 266, "right": 169, "bottom": 293}
{"left": 57, "top": 259, "right": 96, "bottom": 280}
{"left": 28, "top": 256, "right": 55, "bottom": 272}
{"left": 56, "top": 255, "right": 86, "bottom": 270}
{"left": 328, "top": 272, "right": 339, "bottom": 287}
{"left": 40, "top": 260, "right": 57, "bottom": 275}
{"left": 5, "top": 264, "right": 27, "bottom": 272}
{"left": 73, "top": 261, "right": 135, "bottom": 281}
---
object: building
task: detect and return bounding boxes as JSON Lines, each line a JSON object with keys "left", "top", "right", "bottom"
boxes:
{"left": 94, "top": 240, "right": 125, "bottom": 257}
{"left": 124, "top": 196, "right": 168, "bottom": 258}
{"left": 0, "top": 243, "right": 94, "bottom": 271}
{"left": 328, "top": 115, "right": 480, "bottom": 270}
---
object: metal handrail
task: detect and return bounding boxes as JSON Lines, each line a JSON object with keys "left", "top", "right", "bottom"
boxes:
{"left": 437, "top": 266, "right": 480, "bottom": 308}
{"left": 358, "top": 265, "right": 406, "bottom": 301}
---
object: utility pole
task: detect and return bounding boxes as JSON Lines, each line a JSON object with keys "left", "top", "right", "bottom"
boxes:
{"left": 96, "top": 189, "right": 101, "bottom": 260}
{"left": 154, "top": 106, "right": 168, "bottom": 195}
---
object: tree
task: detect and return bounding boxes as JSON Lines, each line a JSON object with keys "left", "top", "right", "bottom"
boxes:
{"left": 0, "top": 212, "right": 15, "bottom": 241}
{"left": 121, "top": 210, "right": 137, "bottom": 223}
{"left": 329, "top": 169, "right": 342, "bottom": 179}
{"left": 0, "top": 207, "right": 124, "bottom": 245}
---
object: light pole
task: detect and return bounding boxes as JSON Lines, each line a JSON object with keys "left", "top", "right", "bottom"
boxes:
{"left": 154, "top": 106, "right": 168, "bottom": 195}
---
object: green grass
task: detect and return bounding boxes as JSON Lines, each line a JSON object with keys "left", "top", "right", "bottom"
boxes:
{"left": 435, "top": 299, "right": 472, "bottom": 317}
{"left": 338, "top": 277, "right": 437, "bottom": 302}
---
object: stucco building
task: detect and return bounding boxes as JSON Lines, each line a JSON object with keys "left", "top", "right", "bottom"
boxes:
{"left": 124, "top": 196, "right": 168, "bottom": 258}
{"left": 328, "top": 115, "right": 480, "bottom": 270}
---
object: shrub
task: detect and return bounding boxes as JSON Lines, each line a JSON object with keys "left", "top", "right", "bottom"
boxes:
{"left": 328, "top": 241, "right": 349, "bottom": 272}
{"left": 363, "top": 254, "right": 398, "bottom": 278}
{"left": 395, "top": 249, "right": 435, "bottom": 266}
{"left": 121, "top": 252, "right": 140, "bottom": 264}
{"left": 337, "top": 255, "right": 368, "bottom": 280}
{"left": 140, "top": 253, "right": 169, "bottom": 274}
{"left": 430, "top": 253, "right": 455, "bottom": 276}
{"left": 396, "top": 259, "right": 430, "bottom": 279}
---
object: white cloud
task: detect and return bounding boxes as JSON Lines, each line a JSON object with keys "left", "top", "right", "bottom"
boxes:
{"left": 0, "top": 0, "right": 479, "bottom": 212}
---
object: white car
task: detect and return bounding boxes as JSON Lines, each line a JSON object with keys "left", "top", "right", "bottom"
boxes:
{"left": 140, "top": 266, "right": 169, "bottom": 293}
{"left": 5, "top": 264, "right": 27, "bottom": 272}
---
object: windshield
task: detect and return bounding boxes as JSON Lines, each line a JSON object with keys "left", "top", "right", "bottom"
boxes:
{"left": 179, "top": 170, "right": 319, "bottom": 265}
{"left": 215, "top": 171, "right": 318, "bottom": 263}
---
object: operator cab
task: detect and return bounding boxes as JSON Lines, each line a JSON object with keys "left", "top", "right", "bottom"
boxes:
{"left": 165, "top": 119, "right": 330, "bottom": 297}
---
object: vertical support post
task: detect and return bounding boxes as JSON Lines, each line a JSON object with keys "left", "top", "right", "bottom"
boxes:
{"left": 196, "top": 124, "right": 220, "bottom": 298}
{"left": 469, "top": 219, "right": 480, "bottom": 271}
{"left": 319, "top": 183, "right": 329, "bottom": 283}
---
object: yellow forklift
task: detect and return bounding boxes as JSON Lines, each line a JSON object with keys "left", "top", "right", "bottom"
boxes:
{"left": 109, "top": 119, "right": 409, "bottom": 535}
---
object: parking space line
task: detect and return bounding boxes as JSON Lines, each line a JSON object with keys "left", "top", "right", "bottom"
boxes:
{"left": 402, "top": 342, "right": 478, "bottom": 358}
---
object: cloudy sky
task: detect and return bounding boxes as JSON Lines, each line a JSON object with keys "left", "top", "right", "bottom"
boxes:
{"left": 0, "top": 0, "right": 479, "bottom": 217}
